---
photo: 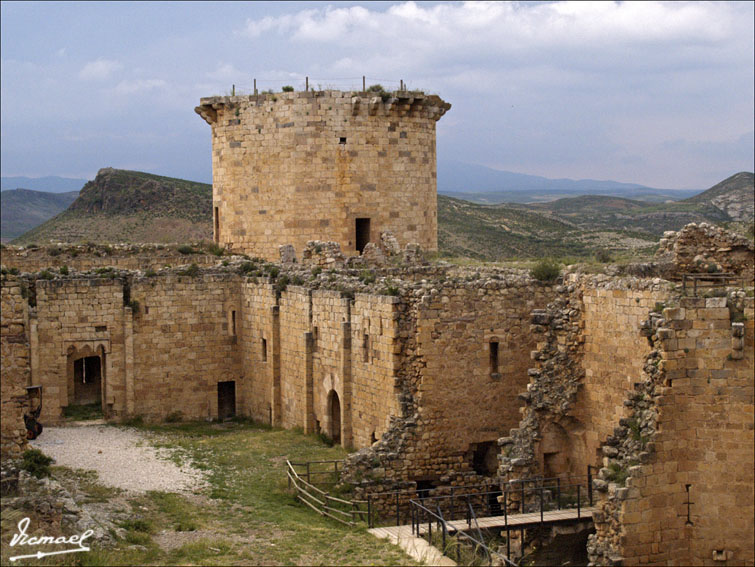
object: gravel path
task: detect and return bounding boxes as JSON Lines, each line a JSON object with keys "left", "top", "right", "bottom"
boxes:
{"left": 31, "top": 424, "right": 206, "bottom": 494}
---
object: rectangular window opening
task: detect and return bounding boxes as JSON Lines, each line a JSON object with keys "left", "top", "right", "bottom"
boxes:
{"left": 262, "top": 338, "right": 268, "bottom": 362}
{"left": 356, "top": 218, "right": 371, "bottom": 254}
{"left": 489, "top": 341, "right": 499, "bottom": 377}
{"left": 339, "top": 137, "right": 347, "bottom": 144}
{"left": 362, "top": 333, "right": 369, "bottom": 363}
{"left": 230, "top": 310, "right": 236, "bottom": 336}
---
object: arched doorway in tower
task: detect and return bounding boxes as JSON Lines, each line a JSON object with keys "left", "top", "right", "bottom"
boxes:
{"left": 327, "top": 390, "right": 341, "bottom": 445}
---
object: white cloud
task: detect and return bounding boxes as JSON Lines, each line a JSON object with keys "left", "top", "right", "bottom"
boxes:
{"left": 79, "top": 58, "right": 122, "bottom": 80}
{"left": 112, "top": 78, "right": 167, "bottom": 95}
{"left": 206, "top": 63, "right": 243, "bottom": 82}
{"left": 239, "top": 1, "right": 745, "bottom": 71}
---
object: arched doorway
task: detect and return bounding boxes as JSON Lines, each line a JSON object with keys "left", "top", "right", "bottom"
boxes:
{"left": 327, "top": 390, "right": 341, "bottom": 445}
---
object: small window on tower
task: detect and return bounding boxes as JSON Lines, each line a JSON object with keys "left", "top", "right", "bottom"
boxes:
{"left": 339, "top": 137, "right": 347, "bottom": 144}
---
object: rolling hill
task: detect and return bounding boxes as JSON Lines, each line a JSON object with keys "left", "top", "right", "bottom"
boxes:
{"left": 9, "top": 168, "right": 752, "bottom": 262}
{"left": 13, "top": 168, "right": 212, "bottom": 245}
{"left": 1, "top": 189, "right": 79, "bottom": 242}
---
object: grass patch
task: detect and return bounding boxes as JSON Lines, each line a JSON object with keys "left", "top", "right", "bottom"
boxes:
{"left": 62, "top": 403, "right": 103, "bottom": 421}
{"left": 5, "top": 421, "right": 415, "bottom": 566}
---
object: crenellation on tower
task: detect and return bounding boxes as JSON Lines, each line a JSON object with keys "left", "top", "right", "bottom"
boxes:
{"left": 195, "top": 89, "right": 450, "bottom": 260}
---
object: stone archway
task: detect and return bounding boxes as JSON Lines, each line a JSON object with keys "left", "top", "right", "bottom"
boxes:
{"left": 327, "top": 390, "right": 341, "bottom": 445}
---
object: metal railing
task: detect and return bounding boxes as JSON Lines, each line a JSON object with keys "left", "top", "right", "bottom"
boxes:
{"left": 286, "top": 460, "right": 367, "bottom": 526}
{"left": 365, "top": 481, "right": 501, "bottom": 528}
{"left": 681, "top": 272, "right": 744, "bottom": 296}
{"left": 410, "top": 498, "right": 517, "bottom": 566}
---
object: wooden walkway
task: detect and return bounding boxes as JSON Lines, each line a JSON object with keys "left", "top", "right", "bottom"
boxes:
{"left": 369, "top": 524, "right": 457, "bottom": 566}
{"left": 369, "top": 508, "right": 595, "bottom": 565}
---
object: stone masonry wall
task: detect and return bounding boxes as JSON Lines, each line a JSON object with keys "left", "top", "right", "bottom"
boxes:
{"left": 590, "top": 294, "right": 755, "bottom": 566}
{"left": 240, "top": 282, "right": 277, "bottom": 424}
{"left": 129, "top": 274, "right": 243, "bottom": 421}
{"left": 577, "top": 279, "right": 675, "bottom": 471}
{"left": 349, "top": 294, "right": 401, "bottom": 448}
{"left": 278, "top": 287, "right": 313, "bottom": 431}
{"left": 33, "top": 278, "right": 127, "bottom": 422}
{"left": 1, "top": 279, "right": 30, "bottom": 458}
{"left": 196, "top": 90, "right": 450, "bottom": 260}
{"left": 1, "top": 245, "right": 221, "bottom": 274}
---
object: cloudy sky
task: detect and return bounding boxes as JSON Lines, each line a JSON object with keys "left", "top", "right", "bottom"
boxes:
{"left": 1, "top": 1, "right": 753, "bottom": 189}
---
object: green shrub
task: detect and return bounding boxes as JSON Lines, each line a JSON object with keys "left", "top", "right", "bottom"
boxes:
{"left": 359, "top": 270, "right": 376, "bottom": 285}
{"left": 127, "top": 299, "right": 140, "bottom": 313}
{"left": 383, "top": 285, "right": 400, "bottom": 296}
{"left": 206, "top": 243, "right": 225, "bottom": 257}
{"left": 282, "top": 85, "right": 294, "bottom": 92}
{"left": 144, "top": 268, "right": 157, "bottom": 277}
{"left": 165, "top": 411, "right": 183, "bottom": 423}
{"left": 177, "top": 245, "right": 195, "bottom": 255}
{"left": 21, "top": 449, "right": 53, "bottom": 478}
{"left": 9, "top": 267, "right": 19, "bottom": 275}
{"left": 59, "top": 265, "right": 69, "bottom": 275}
{"left": 38, "top": 270, "right": 55, "bottom": 280}
{"left": 530, "top": 259, "right": 561, "bottom": 281}
{"left": 652, "top": 302, "right": 666, "bottom": 313}
{"left": 595, "top": 249, "right": 613, "bottom": 263}
{"left": 266, "top": 265, "right": 280, "bottom": 278}
{"left": 47, "top": 247, "right": 61, "bottom": 257}
{"left": 179, "top": 263, "right": 199, "bottom": 277}
{"left": 311, "top": 266, "right": 322, "bottom": 277}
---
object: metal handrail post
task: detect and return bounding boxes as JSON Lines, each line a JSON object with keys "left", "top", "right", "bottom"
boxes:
{"left": 540, "top": 487, "right": 544, "bottom": 523}
{"left": 577, "top": 484, "right": 581, "bottom": 518}
{"left": 587, "top": 465, "right": 593, "bottom": 506}
{"left": 396, "top": 491, "right": 400, "bottom": 526}
{"left": 557, "top": 477, "right": 561, "bottom": 509}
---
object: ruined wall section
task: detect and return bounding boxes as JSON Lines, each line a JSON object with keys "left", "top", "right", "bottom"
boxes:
{"left": 240, "top": 281, "right": 277, "bottom": 424}
{"left": 590, "top": 294, "right": 755, "bottom": 566}
{"left": 578, "top": 279, "right": 674, "bottom": 469}
{"left": 1, "top": 278, "right": 30, "bottom": 458}
{"left": 311, "top": 290, "right": 352, "bottom": 444}
{"left": 1, "top": 246, "right": 221, "bottom": 274}
{"left": 412, "top": 281, "right": 556, "bottom": 480}
{"left": 278, "top": 287, "right": 313, "bottom": 431}
{"left": 34, "top": 278, "right": 126, "bottom": 422}
{"left": 196, "top": 90, "right": 450, "bottom": 260}
{"left": 350, "top": 294, "right": 401, "bottom": 448}
{"left": 129, "top": 274, "right": 242, "bottom": 421}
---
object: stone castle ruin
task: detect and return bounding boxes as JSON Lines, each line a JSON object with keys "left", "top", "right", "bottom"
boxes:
{"left": 1, "top": 88, "right": 753, "bottom": 566}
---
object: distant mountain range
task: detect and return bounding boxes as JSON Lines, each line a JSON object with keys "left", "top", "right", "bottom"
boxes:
{"left": 3, "top": 168, "right": 752, "bottom": 261}
{"left": 1, "top": 175, "right": 88, "bottom": 193}
{"left": 437, "top": 161, "right": 701, "bottom": 203}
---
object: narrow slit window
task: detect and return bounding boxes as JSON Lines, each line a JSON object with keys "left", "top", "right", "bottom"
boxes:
{"left": 356, "top": 218, "right": 370, "bottom": 253}
{"left": 214, "top": 207, "right": 220, "bottom": 242}
{"left": 262, "top": 338, "right": 268, "bottom": 362}
{"left": 363, "top": 334, "right": 369, "bottom": 363}
{"left": 230, "top": 310, "right": 236, "bottom": 336}
{"left": 489, "top": 341, "right": 499, "bottom": 377}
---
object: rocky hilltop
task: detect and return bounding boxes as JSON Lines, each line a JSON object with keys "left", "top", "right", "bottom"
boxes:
{"left": 683, "top": 171, "right": 754, "bottom": 222}
{"left": 14, "top": 169, "right": 212, "bottom": 244}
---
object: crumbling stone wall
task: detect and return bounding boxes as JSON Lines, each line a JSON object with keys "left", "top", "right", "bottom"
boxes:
{"left": 589, "top": 295, "right": 755, "bottom": 566}
{"left": 655, "top": 223, "right": 755, "bottom": 282}
{"left": 1, "top": 245, "right": 221, "bottom": 274}
{"left": 1, "top": 278, "right": 30, "bottom": 459}
{"left": 343, "top": 276, "right": 558, "bottom": 508}
{"left": 576, "top": 278, "right": 675, "bottom": 471}
{"left": 196, "top": 90, "right": 450, "bottom": 260}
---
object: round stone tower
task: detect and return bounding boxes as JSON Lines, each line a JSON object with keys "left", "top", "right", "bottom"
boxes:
{"left": 195, "top": 89, "right": 450, "bottom": 260}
